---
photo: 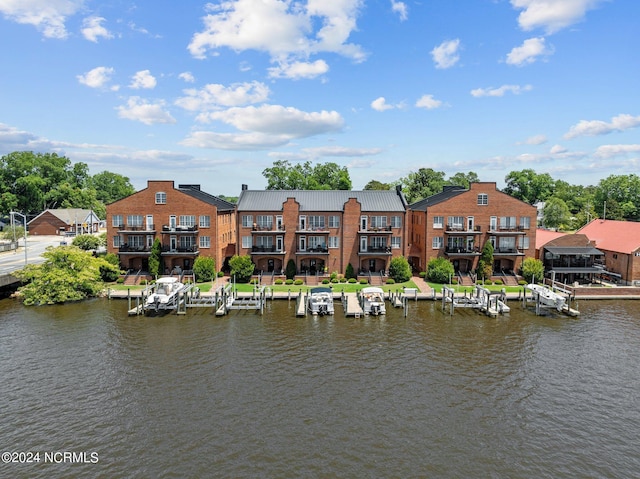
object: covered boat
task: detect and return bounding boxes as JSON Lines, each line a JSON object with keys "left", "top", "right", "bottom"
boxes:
{"left": 307, "top": 287, "right": 335, "bottom": 315}
{"left": 361, "top": 286, "right": 386, "bottom": 315}
{"left": 525, "top": 284, "right": 566, "bottom": 311}
{"left": 144, "top": 277, "right": 188, "bottom": 313}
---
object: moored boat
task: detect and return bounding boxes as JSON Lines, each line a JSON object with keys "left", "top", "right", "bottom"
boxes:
{"left": 525, "top": 283, "right": 566, "bottom": 311}
{"left": 361, "top": 286, "right": 386, "bottom": 315}
{"left": 307, "top": 287, "right": 335, "bottom": 315}
{"left": 144, "top": 277, "right": 188, "bottom": 313}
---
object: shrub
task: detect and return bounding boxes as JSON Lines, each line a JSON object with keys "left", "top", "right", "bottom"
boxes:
{"left": 294, "top": 279, "right": 304, "bottom": 285}
{"left": 322, "top": 279, "right": 330, "bottom": 284}
{"left": 217, "top": 271, "right": 224, "bottom": 277}
{"left": 388, "top": 256, "right": 411, "bottom": 283}
{"left": 116, "top": 277, "right": 125, "bottom": 284}
{"left": 386, "top": 278, "right": 395, "bottom": 285}
{"left": 331, "top": 278, "right": 340, "bottom": 283}
{"left": 285, "top": 259, "right": 297, "bottom": 280}
{"left": 274, "top": 279, "right": 283, "bottom": 285}
{"left": 340, "top": 277, "right": 347, "bottom": 283}
{"left": 348, "top": 278, "right": 357, "bottom": 283}
{"left": 72, "top": 234, "right": 101, "bottom": 250}
{"left": 285, "top": 279, "right": 293, "bottom": 285}
{"left": 451, "top": 278, "right": 458, "bottom": 285}
{"left": 494, "top": 279, "right": 503, "bottom": 285}
{"left": 484, "top": 280, "right": 493, "bottom": 285}
{"left": 345, "top": 263, "right": 356, "bottom": 280}
{"left": 229, "top": 255, "right": 255, "bottom": 283}
{"left": 426, "top": 257, "right": 455, "bottom": 283}
{"left": 419, "top": 271, "right": 427, "bottom": 278}
{"left": 518, "top": 280, "right": 527, "bottom": 286}
{"left": 250, "top": 278, "right": 259, "bottom": 285}
{"left": 359, "top": 279, "right": 368, "bottom": 284}
{"left": 193, "top": 256, "right": 216, "bottom": 282}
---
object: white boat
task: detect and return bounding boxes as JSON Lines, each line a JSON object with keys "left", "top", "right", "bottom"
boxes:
{"left": 144, "top": 277, "right": 188, "bottom": 313}
{"left": 307, "top": 287, "right": 334, "bottom": 315}
{"left": 361, "top": 286, "right": 386, "bottom": 315}
{"left": 525, "top": 284, "right": 566, "bottom": 311}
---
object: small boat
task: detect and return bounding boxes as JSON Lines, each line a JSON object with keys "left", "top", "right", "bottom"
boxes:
{"left": 525, "top": 284, "right": 566, "bottom": 311}
{"left": 361, "top": 286, "right": 386, "bottom": 315}
{"left": 307, "top": 287, "right": 334, "bottom": 315}
{"left": 144, "top": 277, "right": 188, "bottom": 313}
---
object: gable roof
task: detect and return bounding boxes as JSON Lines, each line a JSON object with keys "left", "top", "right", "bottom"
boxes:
{"left": 178, "top": 184, "right": 235, "bottom": 211}
{"left": 577, "top": 219, "right": 640, "bottom": 254}
{"left": 536, "top": 228, "right": 566, "bottom": 249}
{"left": 409, "top": 186, "right": 467, "bottom": 211}
{"left": 236, "top": 189, "right": 408, "bottom": 212}
{"left": 28, "top": 208, "right": 99, "bottom": 225}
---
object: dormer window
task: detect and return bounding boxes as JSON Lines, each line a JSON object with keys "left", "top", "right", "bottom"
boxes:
{"left": 155, "top": 192, "right": 167, "bottom": 204}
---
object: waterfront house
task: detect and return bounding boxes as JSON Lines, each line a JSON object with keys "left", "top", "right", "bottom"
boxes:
{"left": 577, "top": 219, "right": 640, "bottom": 286}
{"left": 409, "top": 182, "right": 537, "bottom": 284}
{"left": 28, "top": 208, "right": 101, "bottom": 236}
{"left": 235, "top": 185, "right": 409, "bottom": 283}
{"left": 106, "top": 181, "right": 236, "bottom": 277}
{"left": 538, "top": 232, "right": 603, "bottom": 285}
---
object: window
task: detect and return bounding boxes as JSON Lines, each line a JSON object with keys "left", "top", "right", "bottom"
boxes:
{"left": 447, "top": 216, "right": 464, "bottom": 230}
{"left": 242, "top": 215, "right": 253, "bottom": 228}
{"left": 370, "top": 236, "right": 387, "bottom": 249}
{"left": 200, "top": 236, "right": 211, "bottom": 248}
{"left": 490, "top": 216, "right": 497, "bottom": 231}
{"left": 199, "top": 215, "right": 211, "bottom": 228}
{"left": 328, "top": 215, "right": 340, "bottom": 228}
{"left": 242, "top": 236, "right": 252, "bottom": 249}
{"left": 129, "top": 236, "right": 144, "bottom": 248}
{"left": 112, "top": 215, "right": 123, "bottom": 227}
{"left": 499, "top": 216, "right": 516, "bottom": 230}
{"left": 447, "top": 236, "right": 465, "bottom": 249}
{"left": 308, "top": 236, "right": 326, "bottom": 249}
{"left": 520, "top": 216, "right": 531, "bottom": 229}
{"left": 127, "top": 215, "right": 143, "bottom": 227}
{"left": 432, "top": 237, "right": 443, "bottom": 249}
{"left": 328, "top": 236, "right": 340, "bottom": 248}
{"left": 256, "top": 215, "right": 273, "bottom": 229}
{"left": 477, "top": 193, "right": 488, "bottom": 205}
{"left": 518, "top": 236, "right": 529, "bottom": 249}
{"left": 370, "top": 216, "right": 387, "bottom": 228}
{"left": 155, "top": 192, "right": 166, "bottom": 204}
{"left": 391, "top": 216, "right": 402, "bottom": 228}
{"left": 255, "top": 236, "right": 273, "bottom": 248}
{"left": 179, "top": 236, "right": 195, "bottom": 250}
{"left": 179, "top": 215, "right": 196, "bottom": 227}
{"left": 391, "top": 237, "right": 401, "bottom": 249}
{"left": 433, "top": 216, "right": 444, "bottom": 229}
{"left": 498, "top": 237, "right": 515, "bottom": 252}
{"left": 113, "top": 236, "right": 121, "bottom": 248}
{"left": 309, "top": 215, "right": 325, "bottom": 230}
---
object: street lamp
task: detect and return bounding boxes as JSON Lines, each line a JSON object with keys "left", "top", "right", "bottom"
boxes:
{"left": 10, "top": 211, "right": 27, "bottom": 267}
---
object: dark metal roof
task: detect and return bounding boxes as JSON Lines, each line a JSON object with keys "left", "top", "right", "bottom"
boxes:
{"left": 409, "top": 186, "right": 467, "bottom": 211}
{"left": 178, "top": 185, "right": 236, "bottom": 211}
{"left": 549, "top": 267, "right": 604, "bottom": 273}
{"left": 237, "top": 190, "right": 407, "bottom": 212}
{"left": 544, "top": 246, "right": 603, "bottom": 256}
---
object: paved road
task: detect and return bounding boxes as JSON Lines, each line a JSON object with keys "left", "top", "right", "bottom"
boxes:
{"left": 0, "top": 235, "right": 66, "bottom": 275}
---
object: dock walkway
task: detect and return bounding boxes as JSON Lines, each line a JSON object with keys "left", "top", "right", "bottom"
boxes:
{"left": 342, "top": 292, "right": 364, "bottom": 317}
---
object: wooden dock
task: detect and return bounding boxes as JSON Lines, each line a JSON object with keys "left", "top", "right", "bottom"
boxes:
{"left": 342, "top": 292, "right": 364, "bottom": 317}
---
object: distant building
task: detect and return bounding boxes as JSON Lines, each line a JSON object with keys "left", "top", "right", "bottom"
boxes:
{"left": 106, "top": 181, "right": 236, "bottom": 275}
{"left": 28, "top": 208, "right": 101, "bottom": 236}
{"left": 409, "top": 182, "right": 537, "bottom": 282}
{"left": 578, "top": 219, "right": 640, "bottom": 286}
{"left": 537, "top": 232, "right": 603, "bottom": 285}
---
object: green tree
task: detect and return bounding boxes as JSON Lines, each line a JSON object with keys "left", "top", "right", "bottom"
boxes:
{"left": 503, "top": 169, "right": 555, "bottom": 204}
{"left": 542, "top": 197, "right": 571, "bottom": 230}
{"left": 345, "top": 263, "right": 356, "bottom": 280}
{"left": 448, "top": 171, "right": 480, "bottom": 189}
{"left": 426, "top": 257, "right": 455, "bottom": 283}
{"left": 148, "top": 238, "right": 162, "bottom": 277}
{"left": 594, "top": 174, "right": 640, "bottom": 221}
{"left": 72, "top": 234, "right": 101, "bottom": 250}
{"left": 285, "top": 259, "right": 297, "bottom": 280}
{"left": 229, "top": 255, "right": 255, "bottom": 283}
{"left": 388, "top": 256, "right": 411, "bottom": 283}
{"left": 363, "top": 180, "right": 392, "bottom": 190}
{"left": 90, "top": 171, "right": 136, "bottom": 204}
{"left": 14, "top": 245, "right": 119, "bottom": 305}
{"left": 399, "top": 168, "right": 446, "bottom": 203}
{"left": 477, "top": 241, "right": 494, "bottom": 280}
{"left": 262, "top": 160, "right": 352, "bottom": 190}
{"left": 521, "top": 258, "right": 544, "bottom": 284}
{"left": 193, "top": 256, "right": 216, "bottom": 282}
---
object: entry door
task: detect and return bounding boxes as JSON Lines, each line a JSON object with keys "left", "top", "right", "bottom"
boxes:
{"left": 276, "top": 235, "right": 283, "bottom": 252}
{"left": 361, "top": 216, "right": 368, "bottom": 231}
{"left": 369, "top": 259, "right": 376, "bottom": 272}
{"left": 170, "top": 215, "right": 177, "bottom": 230}
{"left": 170, "top": 236, "right": 177, "bottom": 251}
{"left": 146, "top": 215, "right": 153, "bottom": 230}
{"left": 467, "top": 216, "right": 474, "bottom": 231}
{"left": 360, "top": 236, "right": 367, "bottom": 252}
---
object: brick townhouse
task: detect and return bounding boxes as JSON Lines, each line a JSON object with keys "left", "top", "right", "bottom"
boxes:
{"left": 235, "top": 185, "right": 409, "bottom": 280}
{"left": 409, "top": 182, "right": 537, "bottom": 281}
{"left": 105, "top": 181, "right": 236, "bottom": 276}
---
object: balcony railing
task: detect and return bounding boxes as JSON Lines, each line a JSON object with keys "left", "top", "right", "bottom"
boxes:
{"left": 494, "top": 248, "right": 524, "bottom": 255}
{"left": 251, "top": 246, "right": 285, "bottom": 253}
{"left": 251, "top": 225, "right": 285, "bottom": 233}
{"left": 162, "top": 225, "right": 198, "bottom": 233}
{"left": 445, "top": 247, "right": 480, "bottom": 254}
{"left": 118, "top": 224, "right": 155, "bottom": 232}
{"left": 490, "top": 226, "right": 528, "bottom": 234}
{"left": 359, "top": 226, "right": 393, "bottom": 233}
{"left": 118, "top": 245, "right": 151, "bottom": 253}
{"left": 161, "top": 245, "right": 198, "bottom": 253}
{"left": 359, "top": 246, "right": 392, "bottom": 254}
{"left": 297, "top": 246, "right": 329, "bottom": 254}
{"left": 445, "top": 225, "right": 482, "bottom": 233}
{"left": 296, "top": 227, "right": 330, "bottom": 233}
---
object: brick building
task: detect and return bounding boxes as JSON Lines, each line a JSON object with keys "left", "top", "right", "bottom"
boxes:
{"left": 106, "top": 181, "right": 235, "bottom": 275}
{"left": 409, "top": 182, "right": 537, "bottom": 280}
{"left": 28, "top": 208, "right": 100, "bottom": 236}
{"left": 235, "top": 185, "right": 409, "bottom": 280}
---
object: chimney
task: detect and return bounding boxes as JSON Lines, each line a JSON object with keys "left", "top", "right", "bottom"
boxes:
{"left": 241, "top": 184, "right": 248, "bottom": 191}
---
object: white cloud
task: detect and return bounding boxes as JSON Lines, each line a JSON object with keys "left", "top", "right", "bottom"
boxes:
{"left": 371, "top": 97, "right": 394, "bottom": 112}
{"left": 391, "top": 0, "right": 408, "bottom": 21}
{"left": 594, "top": 144, "right": 640, "bottom": 159}
{"left": 269, "top": 146, "right": 383, "bottom": 162}
{"left": 511, "top": 0, "right": 606, "bottom": 34}
{"left": 179, "top": 72, "right": 196, "bottom": 83}
{"left": 187, "top": 0, "right": 366, "bottom": 68}
{"left": 81, "top": 16, "right": 113, "bottom": 42}
{"left": 0, "top": 0, "right": 84, "bottom": 39}
{"left": 506, "top": 37, "right": 552, "bottom": 66}
{"left": 116, "top": 97, "right": 176, "bottom": 125}
{"left": 550, "top": 144, "right": 567, "bottom": 154}
{"left": 268, "top": 59, "right": 329, "bottom": 80}
{"left": 181, "top": 131, "right": 291, "bottom": 150}
{"left": 431, "top": 39, "right": 461, "bottom": 69}
{"left": 415, "top": 94, "right": 443, "bottom": 110}
{"left": 521, "top": 134, "right": 547, "bottom": 145}
{"left": 564, "top": 114, "right": 640, "bottom": 139}
{"left": 175, "top": 81, "right": 270, "bottom": 112}
{"left": 77, "top": 66, "right": 118, "bottom": 90}
{"left": 129, "top": 70, "right": 157, "bottom": 89}
{"left": 470, "top": 84, "right": 533, "bottom": 97}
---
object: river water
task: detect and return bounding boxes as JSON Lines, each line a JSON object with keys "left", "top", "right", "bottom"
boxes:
{"left": 1, "top": 296, "right": 639, "bottom": 478}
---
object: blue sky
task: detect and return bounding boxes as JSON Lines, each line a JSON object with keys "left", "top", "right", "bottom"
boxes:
{"left": 0, "top": 0, "right": 638, "bottom": 196}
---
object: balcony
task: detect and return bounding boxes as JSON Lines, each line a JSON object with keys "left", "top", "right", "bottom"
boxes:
{"left": 358, "top": 246, "right": 392, "bottom": 255}
{"left": 494, "top": 248, "right": 524, "bottom": 255}
{"left": 489, "top": 226, "right": 528, "bottom": 235}
{"left": 118, "top": 245, "right": 151, "bottom": 254}
{"left": 161, "top": 245, "right": 199, "bottom": 255}
{"left": 359, "top": 226, "right": 393, "bottom": 234}
{"left": 250, "top": 246, "right": 285, "bottom": 254}
{"left": 118, "top": 224, "right": 155, "bottom": 232}
{"left": 251, "top": 224, "right": 285, "bottom": 233}
{"left": 445, "top": 225, "right": 482, "bottom": 234}
{"left": 445, "top": 247, "right": 481, "bottom": 256}
{"left": 297, "top": 246, "right": 329, "bottom": 255}
{"left": 161, "top": 225, "right": 198, "bottom": 233}
{"left": 296, "top": 227, "right": 330, "bottom": 234}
